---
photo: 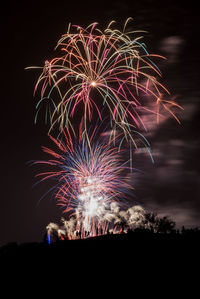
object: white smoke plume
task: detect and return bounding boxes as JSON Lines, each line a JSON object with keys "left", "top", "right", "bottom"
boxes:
{"left": 46, "top": 203, "right": 148, "bottom": 242}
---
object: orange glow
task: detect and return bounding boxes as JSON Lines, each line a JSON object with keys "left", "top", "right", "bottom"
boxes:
{"left": 90, "top": 81, "right": 96, "bottom": 87}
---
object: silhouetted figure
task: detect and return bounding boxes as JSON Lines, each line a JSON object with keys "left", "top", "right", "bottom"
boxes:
{"left": 181, "top": 226, "right": 186, "bottom": 234}
{"left": 127, "top": 228, "right": 133, "bottom": 235}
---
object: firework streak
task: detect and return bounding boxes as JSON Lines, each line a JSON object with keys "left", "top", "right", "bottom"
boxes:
{"left": 32, "top": 126, "right": 132, "bottom": 237}
{"left": 27, "top": 18, "right": 182, "bottom": 142}
{"left": 28, "top": 19, "right": 182, "bottom": 240}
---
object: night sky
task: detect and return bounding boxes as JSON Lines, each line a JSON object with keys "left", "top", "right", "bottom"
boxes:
{"left": 1, "top": 0, "right": 200, "bottom": 246}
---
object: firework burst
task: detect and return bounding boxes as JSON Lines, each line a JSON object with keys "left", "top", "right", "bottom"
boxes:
{"left": 27, "top": 18, "right": 182, "bottom": 143}
{"left": 32, "top": 126, "right": 132, "bottom": 235}
{"left": 28, "top": 19, "right": 183, "bottom": 241}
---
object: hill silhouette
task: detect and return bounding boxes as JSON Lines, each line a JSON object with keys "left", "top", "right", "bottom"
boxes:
{"left": 1, "top": 228, "right": 200, "bottom": 264}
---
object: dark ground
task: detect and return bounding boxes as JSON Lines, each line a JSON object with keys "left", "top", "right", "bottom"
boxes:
{"left": 1, "top": 231, "right": 199, "bottom": 291}
{"left": 1, "top": 230, "right": 200, "bottom": 262}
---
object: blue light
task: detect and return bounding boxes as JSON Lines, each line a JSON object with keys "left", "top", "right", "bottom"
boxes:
{"left": 48, "top": 233, "right": 51, "bottom": 244}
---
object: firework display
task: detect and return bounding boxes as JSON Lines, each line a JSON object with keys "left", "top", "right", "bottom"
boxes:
{"left": 33, "top": 126, "right": 132, "bottom": 238}
{"left": 27, "top": 18, "right": 181, "bottom": 142}
{"left": 46, "top": 204, "right": 146, "bottom": 241}
{"left": 28, "top": 19, "right": 181, "bottom": 242}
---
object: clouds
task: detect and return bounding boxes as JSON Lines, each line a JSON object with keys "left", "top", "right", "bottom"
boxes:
{"left": 132, "top": 102, "right": 200, "bottom": 229}
{"left": 142, "top": 201, "right": 200, "bottom": 229}
{"left": 159, "top": 36, "right": 184, "bottom": 64}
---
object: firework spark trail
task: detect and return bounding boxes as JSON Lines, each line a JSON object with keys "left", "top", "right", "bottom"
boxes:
{"left": 32, "top": 125, "right": 133, "bottom": 235}
{"left": 27, "top": 18, "right": 182, "bottom": 144}
{"left": 28, "top": 19, "right": 183, "bottom": 241}
{"left": 46, "top": 203, "right": 147, "bottom": 240}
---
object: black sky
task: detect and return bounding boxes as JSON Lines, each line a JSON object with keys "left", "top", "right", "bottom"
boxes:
{"left": 0, "top": 0, "right": 200, "bottom": 246}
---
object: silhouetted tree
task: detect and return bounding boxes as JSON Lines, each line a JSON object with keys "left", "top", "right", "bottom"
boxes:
{"left": 141, "top": 212, "right": 158, "bottom": 232}
{"left": 157, "top": 216, "right": 176, "bottom": 233}
{"left": 181, "top": 226, "right": 186, "bottom": 234}
{"left": 141, "top": 212, "right": 176, "bottom": 233}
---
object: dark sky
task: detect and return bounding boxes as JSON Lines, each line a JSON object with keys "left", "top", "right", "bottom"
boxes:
{"left": 0, "top": 0, "right": 200, "bottom": 246}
